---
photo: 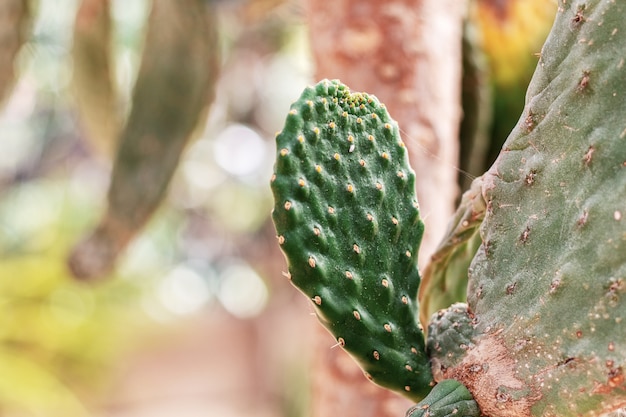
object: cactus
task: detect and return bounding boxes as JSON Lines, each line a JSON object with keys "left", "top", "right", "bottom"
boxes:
{"left": 405, "top": 379, "right": 479, "bottom": 417}
{"left": 418, "top": 177, "right": 485, "bottom": 328}
{"left": 436, "top": 1, "right": 626, "bottom": 416}
{"left": 68, "top": 0, "right": 220, "bottom": 280}
{"left": 271, "top": 79, "right": 433, "bottom": 400}
{"left": 271, "top": 1, "right": 626, "bottom": 416}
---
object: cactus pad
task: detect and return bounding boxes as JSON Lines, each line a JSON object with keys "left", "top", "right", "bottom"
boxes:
{"left": 405, "top": 379, "right": 479, "bottom": 417}
{"left": 271, "top": 79, "right": 433, "bottom": 400}
{"left": 440, "top": 2, "right": 626, "bottom": 416}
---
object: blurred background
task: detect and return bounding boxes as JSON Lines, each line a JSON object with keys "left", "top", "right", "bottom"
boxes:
{"left": 0, "top": 0, "right": 553, "bottom": 416}
{"left": 1, "top": 1, "right": 315, "bottom": 416}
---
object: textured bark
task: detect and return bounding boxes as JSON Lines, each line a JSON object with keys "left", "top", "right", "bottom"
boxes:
{"left": 306, "top": 0, "right": 466, "bottom": 416}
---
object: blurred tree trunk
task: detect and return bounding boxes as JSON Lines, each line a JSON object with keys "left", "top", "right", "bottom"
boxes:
{"left": 305, "top": 1, "right": 467, "bottom": 416}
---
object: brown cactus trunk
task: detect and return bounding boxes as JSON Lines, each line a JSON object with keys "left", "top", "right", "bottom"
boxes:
{"left": 305, "top": 0, "right": 467, "bottom": 415}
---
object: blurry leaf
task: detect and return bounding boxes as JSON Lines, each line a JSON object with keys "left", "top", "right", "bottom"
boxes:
{"left": 0, "top": 179, "right": 150, "bottom": 414}
{"left": 0, "top": 351, "right": 89, "bottom": 417}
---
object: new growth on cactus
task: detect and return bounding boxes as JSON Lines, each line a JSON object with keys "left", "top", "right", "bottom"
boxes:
{"left": 271, "top": 80, "right": 433, "bottom": 400}
{"left": 271, "top": 1, "right": 626, "bottom": 416}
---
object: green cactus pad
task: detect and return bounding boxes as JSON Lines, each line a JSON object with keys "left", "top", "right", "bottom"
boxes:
{"left": 440, "top": 2, "right": 626, "bottom": 416}
{"left": 405, "top": 379, "right": 479, "bottom": 417}
{"left": 271, "top": 79, "right": 433, "bottom": 400}
{"left": 426, "top": 303, "right": 475, "bottom": 378}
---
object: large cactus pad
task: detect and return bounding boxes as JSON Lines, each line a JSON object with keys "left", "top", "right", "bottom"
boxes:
{"left": 436, "top": 2, "right": 626, "bottom": 417}
{"left": 271, "top": 79, "right": 433, "bottom": 400}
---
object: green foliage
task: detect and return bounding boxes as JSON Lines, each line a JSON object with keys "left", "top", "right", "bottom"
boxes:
{"left": 271, "top": 79, "right": 432, "bottom": 400}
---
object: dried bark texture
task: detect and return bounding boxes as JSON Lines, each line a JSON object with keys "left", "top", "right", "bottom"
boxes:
{"left": 306, "top": 0, "right": 466, "bottom": 416}
{"left": 307, "top": 0, "right": 465, "bottom": 264}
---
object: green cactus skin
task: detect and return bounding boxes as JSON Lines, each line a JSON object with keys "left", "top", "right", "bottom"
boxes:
{"left": 419, "top": 177, "right": 486, "bottom": 328}
{"left": 405, "top": 379, "right": 479, "bottom": 417}
{"left": 437, "top": 2, "right": 626, "bottom": 417}
{"left": 271, "top": 79, "right": 433, "bottom": 401}
{"left": 426, "top": 303, "right": 475, "bottom": 380}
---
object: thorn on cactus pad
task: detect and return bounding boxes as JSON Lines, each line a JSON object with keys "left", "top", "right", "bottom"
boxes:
{"left": 571, "top": 5, "right": 586, "bottom": 29}
{"left": 524, "top": 170, "right": 537, "bottom": 186}
{"left": 520, "top": 226, "right": 530, "bottom": 244}
{"left": 583, "top": 146, "right": 595, "bottom": 166}
{"left": 577, "top": 70, "right": 591, "bottom": 92}
{"left": 524, "top": 110, "right": 536, "bottom": 132}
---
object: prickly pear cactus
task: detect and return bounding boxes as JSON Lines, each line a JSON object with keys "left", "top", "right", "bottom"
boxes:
{"left": 405, "top": 379, "right": 479, "bottom": 417}
{"left": 68, "top": 0, "right": 219, "bottom": 280}
{"left": 270, "top": 79, "right": 434, "bottom": 400}
{"left": 430, "top": 2, "right": 626, "bottom": 416}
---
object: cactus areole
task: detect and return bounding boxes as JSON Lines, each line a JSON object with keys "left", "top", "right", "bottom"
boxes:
{"left": 271, "top": 1, "right": 626, "bottom": 416}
